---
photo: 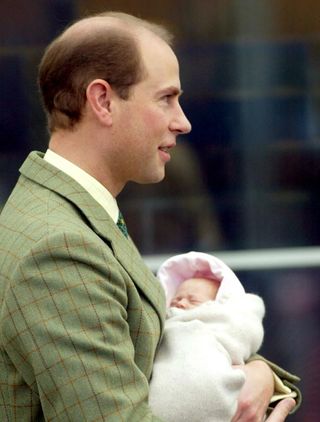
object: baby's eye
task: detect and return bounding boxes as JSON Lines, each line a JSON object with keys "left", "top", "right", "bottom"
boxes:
{"left": 190, "top": 297, "right": 201, "bottom": 304}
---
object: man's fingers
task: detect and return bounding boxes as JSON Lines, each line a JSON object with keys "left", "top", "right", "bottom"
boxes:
{"left": 266, "top": 399, "right": 296, "bottom": 422}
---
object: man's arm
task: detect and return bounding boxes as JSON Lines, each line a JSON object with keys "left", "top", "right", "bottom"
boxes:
{"left": 250, "top": 354, "right": 302, "bottom": 412}
{"left": 2, "top": 231, "right": 163, "bottom": 421}
{"left": 232, "top": 360, "right": 300, "bottom": 422}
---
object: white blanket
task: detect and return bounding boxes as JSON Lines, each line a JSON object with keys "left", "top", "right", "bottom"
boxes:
{"left": 149, "top": 294, "right": 265, "bottom": 422}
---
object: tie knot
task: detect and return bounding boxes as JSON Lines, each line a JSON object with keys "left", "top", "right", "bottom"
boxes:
{"left": 117, "top": 211, "right": 128, "bottom": 238}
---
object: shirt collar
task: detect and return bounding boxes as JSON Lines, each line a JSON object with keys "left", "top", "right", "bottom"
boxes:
{"left": 44, "top": 149, "right": 119, "bottom": 223}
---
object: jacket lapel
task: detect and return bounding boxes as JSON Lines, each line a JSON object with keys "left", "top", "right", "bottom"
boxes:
{"left": 19, "top": 151, "right": 166, "bottom": 329}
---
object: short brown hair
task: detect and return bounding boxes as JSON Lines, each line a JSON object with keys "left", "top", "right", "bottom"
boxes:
{"left": 38, "top": 12, "right": 173, "bottom": 132}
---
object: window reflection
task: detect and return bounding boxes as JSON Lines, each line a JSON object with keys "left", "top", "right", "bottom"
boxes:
{"left": 240, "top": 268, "right": 320, "bottom": 422}
{"left": 1, "top": 2, "right": 320, "bottom": 419}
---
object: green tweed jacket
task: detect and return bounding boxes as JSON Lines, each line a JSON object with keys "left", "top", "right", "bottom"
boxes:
{"left": 0, "top": 151, "right": 166, "bottom": 421}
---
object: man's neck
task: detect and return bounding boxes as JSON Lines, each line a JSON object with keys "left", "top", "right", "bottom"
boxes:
{"left": 48, "top": 130, "right": 124, "bottom": 197}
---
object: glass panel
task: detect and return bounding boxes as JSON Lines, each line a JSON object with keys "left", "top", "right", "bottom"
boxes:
{"left": 1, "top": 3, "right": 319, "bottom": 419}
{"left": 238, "top": 267, "right": 320, "bottom": 422}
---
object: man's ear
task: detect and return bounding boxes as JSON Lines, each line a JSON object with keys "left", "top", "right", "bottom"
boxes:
{"left": 86, "top": 79, "right": 114, "bottom": 126}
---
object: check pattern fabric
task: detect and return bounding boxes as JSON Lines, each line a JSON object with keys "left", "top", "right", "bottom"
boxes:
{"left": 0, "top": 151, "right": 166, "bottom": 421}
{"left": 0, "top": 152, "right": 301, "bottom": 421}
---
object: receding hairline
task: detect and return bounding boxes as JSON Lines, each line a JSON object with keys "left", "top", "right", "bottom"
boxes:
{"left": 58, "top": 12, "right": 173, "bottom": 48}
{"left": 38, "top": 12, "right": 174, "bottom": 131}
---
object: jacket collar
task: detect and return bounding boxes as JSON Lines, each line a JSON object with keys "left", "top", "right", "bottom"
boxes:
{"left": 19, "top": 151, "right": 166, "bottom": 329}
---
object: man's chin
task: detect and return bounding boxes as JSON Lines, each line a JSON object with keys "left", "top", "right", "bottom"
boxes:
{"left": 133, "top": 172, "right": 166, "bottom": 185}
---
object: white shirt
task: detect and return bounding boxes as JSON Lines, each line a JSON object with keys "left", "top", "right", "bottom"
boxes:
{"left": 44, "top": 149, "right": 119, "bottom": 223}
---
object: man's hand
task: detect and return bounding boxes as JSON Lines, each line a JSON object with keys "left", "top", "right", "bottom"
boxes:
{"left": 265, "top": 399, "right": 296, "bottom": 422}
{"left": 232, "top": 360, "right": 274, "bottom": 421}
{"left": 232, "top": 361, "right": 296, "bottom": 421}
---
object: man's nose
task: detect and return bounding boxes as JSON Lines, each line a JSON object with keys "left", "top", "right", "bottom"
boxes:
{"left": 170, "top": 105, "right": 192, "bottom": 135}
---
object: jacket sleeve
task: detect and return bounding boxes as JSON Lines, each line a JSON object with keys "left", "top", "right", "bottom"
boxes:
{"left": 247, "top": 354, "right": 302, "bottom": 415}
{"left": 1, "top": 230, "right": 164, "bottom": 421}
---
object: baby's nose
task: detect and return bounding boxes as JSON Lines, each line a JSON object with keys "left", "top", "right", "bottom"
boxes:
{"left": 176, "top": 298, "right": 188, "bottom": 309}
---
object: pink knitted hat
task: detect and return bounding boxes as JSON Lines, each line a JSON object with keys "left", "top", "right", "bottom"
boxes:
{"left": 157, "top": 251, "right": 245, "bottom": 307}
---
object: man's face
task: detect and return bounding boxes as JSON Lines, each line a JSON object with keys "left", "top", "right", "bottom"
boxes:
{"left": 113, "top": 33, "right": 191, "bottom": 186}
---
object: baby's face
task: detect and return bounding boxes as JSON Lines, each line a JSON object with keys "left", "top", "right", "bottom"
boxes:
{"left": 170, "top": 277, "right": 219, "bottom": 309}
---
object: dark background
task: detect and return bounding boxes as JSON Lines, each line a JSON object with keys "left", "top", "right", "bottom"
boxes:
{"left": 1, "top": 1, "right": 320, "bottom": 419}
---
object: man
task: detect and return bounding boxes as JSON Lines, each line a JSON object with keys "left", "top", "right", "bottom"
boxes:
{"left": 0, "top": 11, "right": 299, "bottom": 421}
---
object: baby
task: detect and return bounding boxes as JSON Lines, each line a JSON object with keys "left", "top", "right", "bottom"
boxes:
{"left": 149, "top": 251, "right": 265, "bottom": 422}
{"left": 169, "top": 276, "right": 220, "bottom": 309}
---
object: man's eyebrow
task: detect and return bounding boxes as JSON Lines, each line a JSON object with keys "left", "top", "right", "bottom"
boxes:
{"left": 158, "top": 86, "right": 183, "bottom": 96}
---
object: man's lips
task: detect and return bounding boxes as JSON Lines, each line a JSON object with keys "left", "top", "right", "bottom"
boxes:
{"left": 159, "top": 142, "right": 176, "bottom": 153}
{"left": 158, "top": 145, "right": 174, "bottom": 162}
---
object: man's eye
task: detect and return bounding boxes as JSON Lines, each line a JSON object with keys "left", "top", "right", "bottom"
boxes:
{"left": 162, "top": 94, "right": 173, "bottom": 102}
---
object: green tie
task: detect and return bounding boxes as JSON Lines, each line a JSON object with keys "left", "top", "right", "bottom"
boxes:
{"left": 117, "top": 211, "right": 128, "bottom": 238}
